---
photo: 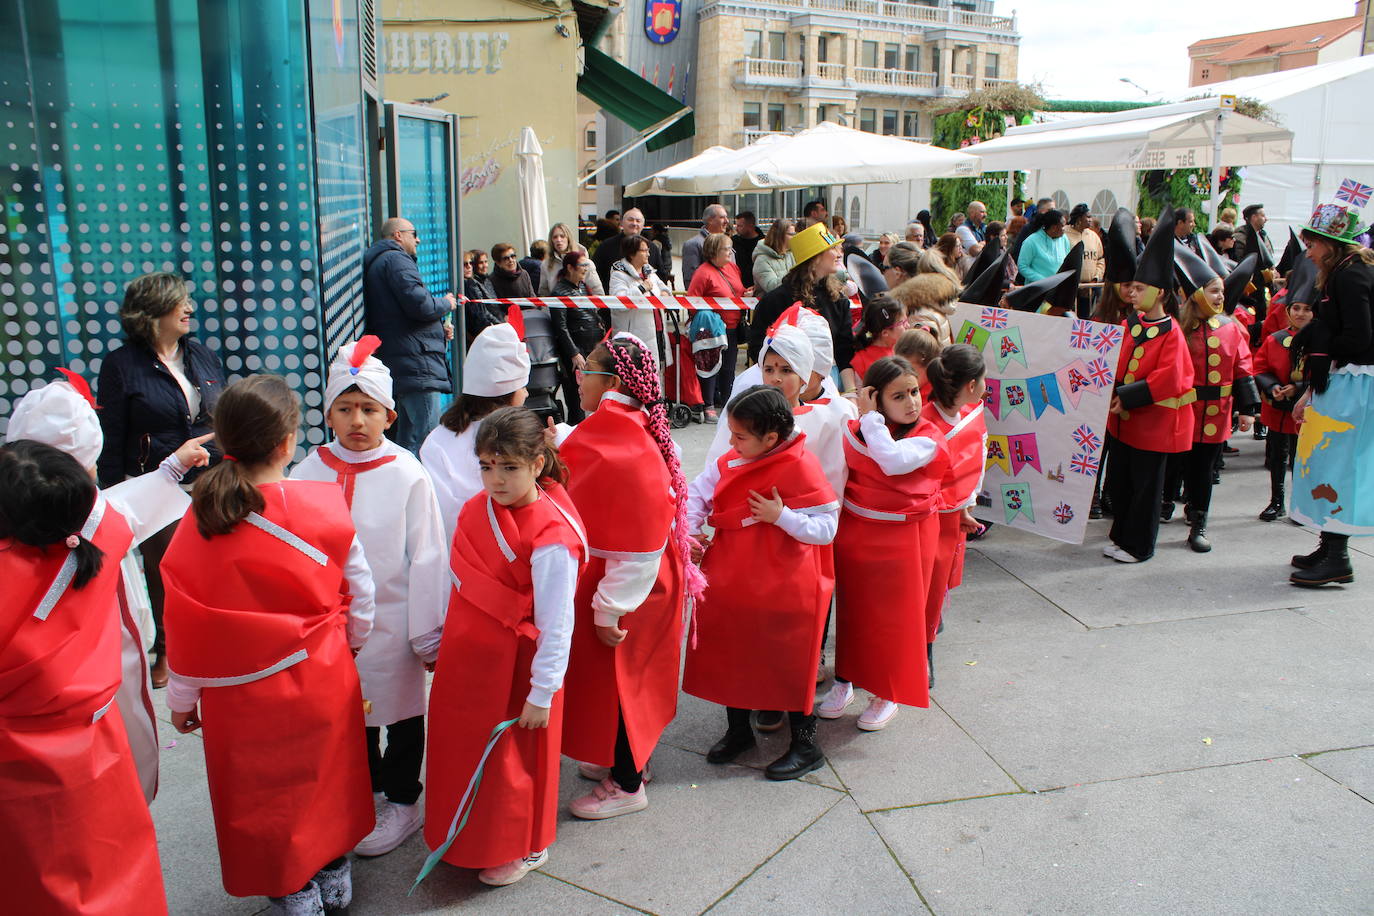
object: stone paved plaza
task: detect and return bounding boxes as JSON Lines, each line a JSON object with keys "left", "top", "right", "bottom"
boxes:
{"left": 151, "top": 422, "right": 1374, "bottom": 915}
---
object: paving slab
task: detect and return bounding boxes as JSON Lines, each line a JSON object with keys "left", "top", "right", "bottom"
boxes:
{"left": 818, "top": 699, "right": 1022, "bottom": 812}
{"left": 932, "top": 609, "right": 1374, "bottom": 791}
{"left": 873, "top": 757, "right": 1374, "bottom": 916}
{"left": 1303, "top": 746, "right": 1374, "bottom": 804}
{"left": 708, "top": 795, "right": 925, "bottom": 915}
{"left": 544, "top": 744, "right": 839, "bottom": 915}
{"left": 353, "top": 855, "right": 642, "bottom": 915}
{"left": 1294, "top": 603, "right": 1374, "bottom": 653}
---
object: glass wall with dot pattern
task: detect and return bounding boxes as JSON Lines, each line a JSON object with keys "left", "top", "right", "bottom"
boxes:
{"left": 0, "top": 0, "right": 374, "bottom": 450}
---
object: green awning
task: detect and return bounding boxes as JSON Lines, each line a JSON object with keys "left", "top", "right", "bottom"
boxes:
{"left": 578, "top": 46, "right": 694, "bottom": 152}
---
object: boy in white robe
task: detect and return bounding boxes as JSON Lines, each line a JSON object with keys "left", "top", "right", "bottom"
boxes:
{"left": 290, "top": 337, "right": 448, "bottom": 857}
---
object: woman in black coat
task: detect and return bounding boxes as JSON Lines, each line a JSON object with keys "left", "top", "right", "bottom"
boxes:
{"left": 97, "top": 272, "right": 225, "bottom": 685}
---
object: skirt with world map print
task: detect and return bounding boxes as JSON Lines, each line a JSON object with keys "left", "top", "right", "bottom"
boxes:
{"left": 1290, "top": 365, "right": 1374, "bottom": 536}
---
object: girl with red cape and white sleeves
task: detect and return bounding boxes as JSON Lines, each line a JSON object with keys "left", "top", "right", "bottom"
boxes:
{"left": 423, "top": 407, "right": 587, "bottom": 887}
{"left": 683, "top": 381, "right": 840, "bottom": 781}
{"left": 559, "top": 332, "right": 702, "bottom": 818}
{"left": 0, "top": 440, "right": 168, "bottom": 916}
{"left": 916, "top": 345, "right": 988, "bottom": 688}
{"left": 162, "top": 375, "right": 377, "bottom": 916}
{"left": 822, "top": 355, "right": 950, "bottom": 732}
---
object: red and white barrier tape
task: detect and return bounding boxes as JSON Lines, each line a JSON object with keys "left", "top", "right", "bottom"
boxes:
{"left": 458, "top": 294, "right": 758, "bottom": 312}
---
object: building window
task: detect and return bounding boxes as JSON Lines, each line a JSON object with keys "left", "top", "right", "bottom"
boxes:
{"left": 860, "top": 108, "right": 876, "bottom": 133}
{"left": 767, "top": 103, "right": 785, "bottom": 131}
{"left": 985, "top": 53, "right": 1000, "bottom": 79}
{"left": 584, "top": 126, "right": 596, "bottom": 150}
{"left": 861, "top": 40, "right": 878, "bottom": 69}
{"left": 768, "top": 31, "right": 786, "bottom": 60}
{"left": 1090, "top": 189, "right": 1119, "bottom": 226}
{"left": 1053, "top": 190, "right": 1070, "bottom": 211}
{"left": 903, "top": 111, "right": 920, "bottom": 137}
{"left": 798, "top": 34, "right": 806, "bottom": 61}
{"left": 584, "top": 163, "right": 597, "bottom": 189}
{"left": 882, "top": 109, "right": 898, "bottom": 136}
{"left": 817, "top": 35, "right": 828, "bottom": 63}
{"left": 1200, "top": 67, "right": 1210, "bottom": 80}
{"left": 744, "top": 30, "right": 762, "bottom": 59}
{"left": 743, "top": 102, "right": 762, "bottom": 130}
{"left": 904, "top": 45, "right": 920, "bottom": 72}
{"left": 964, "top": 48, "right": 976, "bottom": 75}
{"left": 817, "top": 104, "right": 828, "bottom": 124}
{"left": 884, "top": 43, "right": 899, "bottom": 70}
{"left": 850, "top": 197, "right": 861, "bottom": 228}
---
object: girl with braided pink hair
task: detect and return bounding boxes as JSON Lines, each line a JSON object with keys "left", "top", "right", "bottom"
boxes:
{"left": 558, "top": 332, "right": 705, "bottom": 819}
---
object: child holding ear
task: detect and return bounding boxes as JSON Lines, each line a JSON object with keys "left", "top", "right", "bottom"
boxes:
{"left": 683, "top": 384, "right": 839, "bottom": 781}
{"left": 291, "top": 338, "right": 448, "bottom": 857}
{"left": 423, "top": 407, "right": 587, "bottom": 887}
{"left": 823, "top": 356, "right": 950, "bottom": 730}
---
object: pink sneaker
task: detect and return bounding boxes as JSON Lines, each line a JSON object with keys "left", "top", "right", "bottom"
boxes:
{"left": 569, "top": 776, "right": 648, "bottom": 820}
{"left": 477, "top": 848, "right": 548, "bottom": 887}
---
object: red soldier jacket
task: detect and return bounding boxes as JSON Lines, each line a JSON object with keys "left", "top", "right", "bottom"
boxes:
{"left": 1108, "top": 313, "right": 1196, "bottom": 454}
{"left": 1181, "top": 315, "right": 1260, "bottom": 444}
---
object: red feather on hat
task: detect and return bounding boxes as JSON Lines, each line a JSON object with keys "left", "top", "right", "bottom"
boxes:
{"left": 506, "top": 305, "right": 526, "bottom": 341}
{"left": 56, "top": 368, "right": 98, "bottom": 409}
{"left": 767, "top": 302, "right": 806, "bottom": 337}
{"left": 348, "top": 335, "right": 382, "bottom": 374}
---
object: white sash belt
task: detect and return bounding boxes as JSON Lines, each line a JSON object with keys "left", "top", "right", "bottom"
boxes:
{"left": 170, "top": 648, "right": 309, "bottom": 688}
{"left": 842, "top": 499, "right": 911, "bottom": 523}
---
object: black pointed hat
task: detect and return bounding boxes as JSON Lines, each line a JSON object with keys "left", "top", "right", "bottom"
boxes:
{"left": 1174, "top": 240, "right": 1222, "bottom": 298}
{"left": 1006, "top": 269, "right": 1076, "bottom": 313}
{"left": 1283, "top": 255, "right": 1316, "bottom": 307}
{"left": 1197, "top": 233, "right": 1232, "bottom": 278}
{"left": 1252, "top": 232, "right": 1275, "bottom": 271}
{"left": 1104, "top": 207, "right": 1138, "bottom": 284}
{"left": 1223, "top": 253, "right": 1259, "bottom": 313}
{"left": 1048, "top": 242, "right": 1083, "bottom": 312}
{"left": 1135, "top": 204, "right": 1178, "bottom": 291}
{"left": 959, "top": 251, "right": 1008, "bottom": 306}
{"left": 965, "top": 234, "right": 1004, "bottom": 286}
{"left": 1276, "top": 228, "right": 1303, "bottom": 275}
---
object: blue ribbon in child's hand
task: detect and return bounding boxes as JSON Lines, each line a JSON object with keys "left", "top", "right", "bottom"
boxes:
{"left": 408, "top": 717, "right": 519, "bottom": 895}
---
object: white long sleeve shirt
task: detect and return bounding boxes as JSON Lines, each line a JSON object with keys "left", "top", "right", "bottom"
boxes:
{"left": 858, "top": 411, "right": 938, "bottom": 476}
{"left": 420, "top": 422, "right": 484, "bottom": 545}
{"left": 527, "top": 544, "right": 579, "bottom": 708}
{"left": 686, "top": 433, "right": 839, "bottom": 546}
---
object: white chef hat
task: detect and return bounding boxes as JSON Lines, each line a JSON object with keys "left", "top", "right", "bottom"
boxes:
{"left": 325, "top": 335, "right": 395, "bottom": 411}
{"left": 795, "top": 308, "right": 835, "bottom": 380}
{"left": 6, "top": 373, "right": 104, "bottom": 471}
{"left": 463, "top": 323, "right": 531, "bottom": 397}
{"left": 760, "top": 323, "right": 814, "bottom": 381}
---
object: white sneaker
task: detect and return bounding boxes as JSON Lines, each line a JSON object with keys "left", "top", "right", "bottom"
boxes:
{"left": 816, "top": 680, "right": 854, "bottom": 719}
{"left": 354, "top": 801, "right": 422, "bottom": 857}
{"left": 478, "top": 848, "right": 549, "bottom": 887}
{"left": 857, "top": 697, "right": 899, "bottom": 731}
{"left": 1104, "top": 545, "right": 1140, "bottom": 564}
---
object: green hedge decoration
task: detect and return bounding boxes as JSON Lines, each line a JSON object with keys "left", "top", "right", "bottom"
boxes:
{"left": 1135, "top": 167, "right": 1243, "bottom": 233}
{"left": 930, "top": 106, "right": 1031, "bottom": 230}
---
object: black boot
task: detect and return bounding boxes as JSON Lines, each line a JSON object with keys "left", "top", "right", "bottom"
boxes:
{"left": 1253, "top": 421, "right": 1267, "bottom": 440}
{"left": 1160, "top": 499, "right": 1175, "bottom": 523}
{"left": 1292, "top": 535, "right": 1329, "bottom": 569}
{"left": 1187, "top": 509, "right": 1212, "bottom": 553}
{"left": 927, "top": 642, "right": 935, "bottom": 689}
{"left": 765, "top": 716, "right": 824, "bottom": 781}
{"left": 1259, "top": 465, "right": 1286, "bottom": 522}
{"left": 707, "top": 708, "right": 755, "bottom": 764}
{"left": 1291, "top": 535, "right": 1354, "bottom": 587}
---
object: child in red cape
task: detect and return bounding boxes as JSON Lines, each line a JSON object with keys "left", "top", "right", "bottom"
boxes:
{"left": 163, "top": 375, "right": 377, "bottom": 914}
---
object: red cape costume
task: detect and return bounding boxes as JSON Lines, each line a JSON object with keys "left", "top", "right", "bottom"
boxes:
{"left": 1253, "top": 328, "right": 1306, "bottom": 435}
{"left": 424, "top": 484, "right": 586, "bottom": 869}
{"left": 0, "top": 498, "right": 167, "bottom": 915}
{"left": 560, "top": 394, "right": 684, "bottom": 770}
{"left": 921, "top": 402, "right": 986, "bottom": 643}
{"left": 835, "top": 418, "right": 950, "bottom": 707}
{"left": 682, "top": 433, "right": 837, "bottom": 713}
{"left": 1107, "top": 312, "right": 1197, "bottom": 454}
{"left": 161, "top": 482, "right": 372, "bottom": 898}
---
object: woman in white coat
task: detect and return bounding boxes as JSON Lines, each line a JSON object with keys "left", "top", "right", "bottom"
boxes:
{"left": 608, "top": 232, "right": 675, "bottom": 368}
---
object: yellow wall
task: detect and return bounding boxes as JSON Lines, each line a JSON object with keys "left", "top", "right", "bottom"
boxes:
{"left": 381, "top": 0, "right": 579, "bottom": 254}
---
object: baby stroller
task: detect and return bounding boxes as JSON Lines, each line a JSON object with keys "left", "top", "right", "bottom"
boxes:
{"left": 661, "top": 309, "right": 702, "bottom": 428}
{"left": 517, "top": 306, "right": 567, "bottom": 424}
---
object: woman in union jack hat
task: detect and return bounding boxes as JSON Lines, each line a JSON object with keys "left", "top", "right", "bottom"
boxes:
{"left": 1286, "top": 190, "right": 1374, "bottom": 587}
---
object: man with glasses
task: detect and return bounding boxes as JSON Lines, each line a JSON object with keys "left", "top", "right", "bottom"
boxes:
{"left": 363, "top": 216, "right": 458, "bottom": 454}
{"left": 592, "top": 207, "right": 669, "bottom": 289}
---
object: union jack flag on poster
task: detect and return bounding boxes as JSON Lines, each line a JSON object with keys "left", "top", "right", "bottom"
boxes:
{"left": 1070, "top": 451, "right": 1100, "bottom": 476}
{"left": 1335, "top": 178, "right": 1373, "bottom": 208}
{"left": 1072, "top": 424, "right": 1101, "bottom": 452}
{"left": 1086, "top": 357, "right": 1114, "bottom": 389}
{"left": 980, "top": 307, "right": 1009, "bottom": 329}
{"left": 1069, "top": 319, "right": 1094, "bottom": 350}
{"left": 1091, "top": 326, "right": 1122, "bottom": 354}
{"left": 1053, "top": 502, "right": 1075, "bottom": 525}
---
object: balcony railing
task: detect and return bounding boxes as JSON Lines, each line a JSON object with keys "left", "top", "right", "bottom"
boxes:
{"left": 743, "top": 128, "right": 788, "bottom": 143}
{"left": 948, "top": 73, "right": 974, "bottom": 91}
{"left": 815, "top": 61, "right": 846, "bottom": 80}
{"left": 739, "top": 57, "right": 804, "bottom": 80}
{"left": 853, "top": 67, "right": 937, "bottom": 89}
{"left": 701, "top": 0, "right": 1017, "bottom": 34}
{"left": 983, "top": 76, "right": 1014, "bottom": 87}
{"left": 901, "top": 135, "right": 933, "bottom": 144}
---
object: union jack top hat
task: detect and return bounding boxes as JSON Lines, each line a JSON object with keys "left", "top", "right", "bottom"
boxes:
{"left": 1304, "top": 179, "right": 1370, "bottom": 243}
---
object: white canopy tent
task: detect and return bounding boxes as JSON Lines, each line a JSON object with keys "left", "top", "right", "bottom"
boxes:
{"left": 623, "top": 144, "right": 748, "bottom": 197}
{"left": 624, "top": 121, "right": 981, "bottom": 195}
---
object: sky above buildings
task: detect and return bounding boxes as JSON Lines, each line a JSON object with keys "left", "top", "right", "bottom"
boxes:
{"left": 1014, "top": 0, "right": 1360, "bottom": 100}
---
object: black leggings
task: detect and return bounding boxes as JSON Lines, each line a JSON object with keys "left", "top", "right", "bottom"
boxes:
{"left": 610, "top": 713, "right": 643, "bottom": 793}
{"left": 1105, "top": 436, "right": 1168, "bottom": 561}
{"left": 726, "top": 706, "right": 814, "bottom": 732}
{"left": 365, "top": 715, "right": 424, "bottom": 805}
{"left": 1163, "top": 441, "right": 1225, "bottom": 515}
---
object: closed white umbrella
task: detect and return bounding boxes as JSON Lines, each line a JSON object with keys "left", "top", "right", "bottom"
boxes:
{"left": 516, "top": 126, "right": 549, "bottom": 254}
{"left": 630, "top": 122, "right": 980, "bottom": 195}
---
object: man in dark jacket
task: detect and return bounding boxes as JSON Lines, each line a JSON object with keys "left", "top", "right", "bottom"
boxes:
{"left": 592, "top": 207, "right": 668, "bottom": 290}
{"left": 363, "top": 217, "right": 457, "bottom": 453}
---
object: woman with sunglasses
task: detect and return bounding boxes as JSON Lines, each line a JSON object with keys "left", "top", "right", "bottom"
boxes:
{"left": 490, "top": 242, "right": 536, "bottom": 300}
{"left": 462, "top": 251, "right": 503, "bottom": 343}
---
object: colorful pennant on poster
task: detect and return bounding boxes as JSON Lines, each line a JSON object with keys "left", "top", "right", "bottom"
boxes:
{"left": 1055, "top": 359, "right": 1093, "bottom": 409}
{"left": 957, "top": 320, "right": 991, "bottom": 351}
{"left": 1001, "top": 482, "right": 1034, "bottom": 523}
{"left": 992, "top": 328, "right": 1028, "bottom": 371}
{"left": 1000, "top": 379, "right": 1031, "bottom": 419}
{"left": 981, "top": 378, "right": 1002, "bottom": 420}
{"left": 985, "top": 435, "right": 1010, "bottom": 474}
{"left": 1027, "top": 371, "right": 1064, "bottom": 418}
{"left": 1008, "top": 433, "right": 1041, "bottom": 475}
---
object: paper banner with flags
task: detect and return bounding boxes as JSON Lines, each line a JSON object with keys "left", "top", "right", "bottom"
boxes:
{"left": 956, "top": 304, "right": 1123, "bottom": 545}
